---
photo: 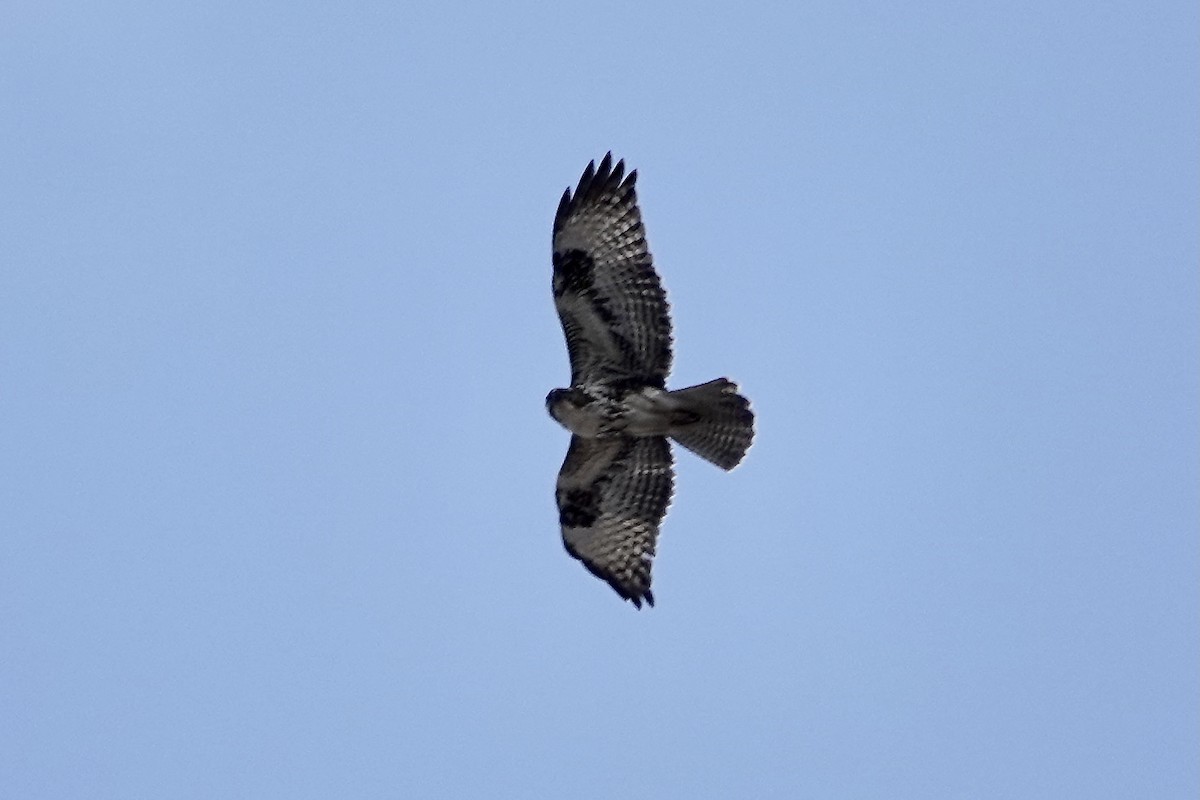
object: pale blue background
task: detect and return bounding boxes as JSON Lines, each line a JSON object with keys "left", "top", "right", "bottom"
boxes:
{"left": 2, "top": 2, "right": 1196, "bottom": 798}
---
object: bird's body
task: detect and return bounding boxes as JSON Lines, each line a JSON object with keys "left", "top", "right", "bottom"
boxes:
{"left": 547, "top": 384, "right": 681, "bottom": 439}
{"left": 548, "top": 153, "right": 755, "bottom": 608}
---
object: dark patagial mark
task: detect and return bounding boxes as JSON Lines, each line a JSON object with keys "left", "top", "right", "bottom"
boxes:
{"left": 558, "top": 488, "right": 600, "bottom": 528}
{"left": 552, "top": 249, "right": 595, "bottom": 297}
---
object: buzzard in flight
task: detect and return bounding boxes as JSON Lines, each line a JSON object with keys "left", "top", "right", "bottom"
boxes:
{"left": 547, "top": 153, "right": 754, "bottom": 608}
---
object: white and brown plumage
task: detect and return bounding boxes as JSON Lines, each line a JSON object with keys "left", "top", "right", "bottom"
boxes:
{"left": 547, "top": 153, "right": 755, "bottom": 608}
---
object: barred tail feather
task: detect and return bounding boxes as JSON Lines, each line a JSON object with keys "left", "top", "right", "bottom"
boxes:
{"left": 667, "top": 378, "right": 755, "bottom": 470}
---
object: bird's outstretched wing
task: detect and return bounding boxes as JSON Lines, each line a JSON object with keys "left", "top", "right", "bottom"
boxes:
{"left": 552, "top": 153, "right": 673, "bottom": 389}
{"left": 556, "top": 434, "right": 674, "bottom": 608}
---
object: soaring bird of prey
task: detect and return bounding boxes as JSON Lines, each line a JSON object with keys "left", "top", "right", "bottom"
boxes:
{"left": 547, "top": 153, "right": 754, "bottom": 608}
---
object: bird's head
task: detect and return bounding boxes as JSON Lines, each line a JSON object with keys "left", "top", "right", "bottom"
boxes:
{"left": 545, "top": 387, "right": 571, "bottom": 423}
{"left": 546, "top": 387, "right": 593, "bottom": 425}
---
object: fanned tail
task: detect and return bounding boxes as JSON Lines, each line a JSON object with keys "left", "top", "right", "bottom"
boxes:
{"left": 666, "top": 378, "right": 754, "bottom": 470}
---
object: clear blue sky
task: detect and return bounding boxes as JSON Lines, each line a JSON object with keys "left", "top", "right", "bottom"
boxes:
{"left": 2, "top": 2, "right": 1196, "bottom": 798}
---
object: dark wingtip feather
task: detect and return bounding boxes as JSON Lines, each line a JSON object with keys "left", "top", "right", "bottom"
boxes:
{"left": 610, "top": 573, "right": 654, "bottom": 609}
{"left": 575, "top": 158, "right": 598, "bottom": 201}
{"left": 609, "top": 159, "right": 625, "bottom": 188}
{"left": 566, "top": 544, "right": 655, "bottom": 610}
{"left": 628, "top": 587, "right": 654, "bottom": 610}
{"left": 554, "top": 188, "right": 572, "bottom": 232}
{"left": 556, "top": 153, "right": 637, "bottom": 237}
